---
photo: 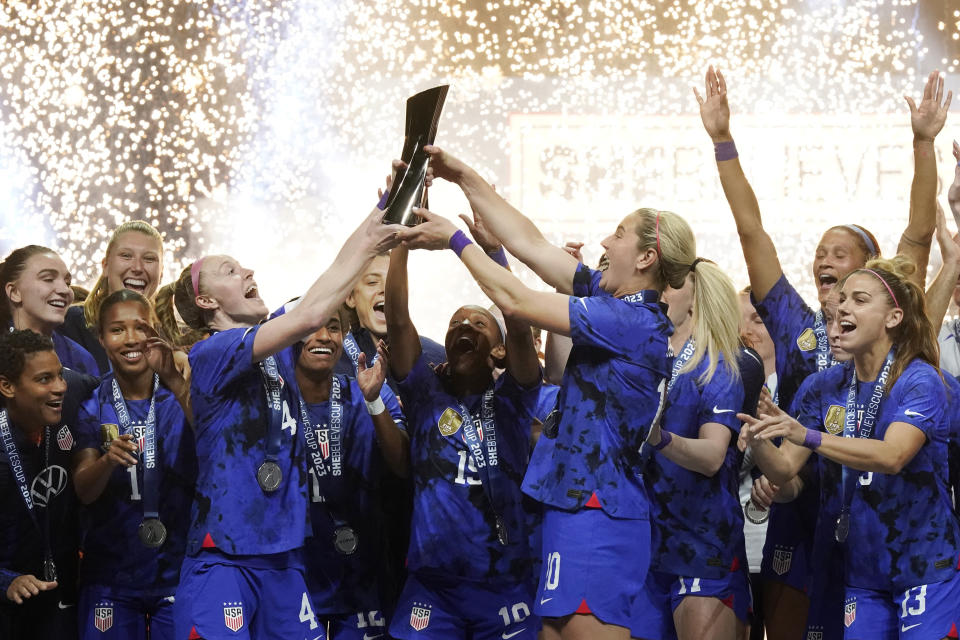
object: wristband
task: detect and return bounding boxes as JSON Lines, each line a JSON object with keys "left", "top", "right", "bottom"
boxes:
{"left": 449, "top": 230, "right": 473, "bottom": 257}
{"left": 652, "top": 429, "right": 672, "bottom": 451}
{"left": 377, "top": 190, "right": 390, "bottom": 210}
{"left": 488, "top": 247, "right": 509, "bottom": 267}
{"left": 714, "top": 140, "right": 738, "bottom": 162}
{"left": 365, "top": 396, "right": 386, "bottom": 416}
{"left": 801, "top": 428, "right": 822, "bottom": 450}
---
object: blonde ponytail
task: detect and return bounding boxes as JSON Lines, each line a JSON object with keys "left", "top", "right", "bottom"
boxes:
{"left": 679, "top": 259, "right": 741, "bottom": 384}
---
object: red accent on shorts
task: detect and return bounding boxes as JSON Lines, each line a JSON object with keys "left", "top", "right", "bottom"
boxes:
{"left": 189, "top": 626, "right": 203, "bottom": 639}
{"left": 202, "top": 533, "right": 216, "bottom": 548}
{"left": 576, "top": 599, "right": 592, "bottom": 614}
{"left": 584, "top": 492, "right": 602, "bottom": 509}
{"left": 948, "top": 622, "right": 958, "bottom": 639}
{"left": 721, "top": 594, "right": 735, "bottom": 610}
{"left": 729, "top": 556, "right": 740, "bottom": 572}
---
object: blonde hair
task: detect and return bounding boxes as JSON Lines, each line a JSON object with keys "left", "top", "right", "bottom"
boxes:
{"left": 678, "top": 260, "right": 742, "bottom": 384}
{"left": 82, "top": 220, "right": 163, "bottom": 329}
{"left": 632, "top": 208, "right": 697, "bottom": 291}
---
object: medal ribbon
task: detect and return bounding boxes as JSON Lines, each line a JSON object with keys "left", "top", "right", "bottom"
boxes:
{"left": 110, "top": 374, "right": 160, "bottom": 520}
{"left": 455, "top": 387, "right": 502, "bottom": 524}
{"left": 257, "top": 355, "right": 284, "bottom": 464}
{"left": 620, "top": 290, "right": 659, "bottom": 304}
{"left": 813, "top": 310, "right": 835, "bottom": 373}
{"left": 666, "top": 338, "right": 696, "bottom": 396}
{"left": 299, "top": 374, "right": 351, "bottom": 530}
{"left": 838, "top": 351, "right": 894, "bottom": 531}
{"left": 0, "top": 409, "right": 55, "bottom": 575}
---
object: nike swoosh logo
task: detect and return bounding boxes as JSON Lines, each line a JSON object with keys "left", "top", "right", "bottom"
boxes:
{"left": 712, "top": 406, "right": 734, "bottom": 414}
{"left": 58, "top": 602, "right": 74, "bottom": 609}
{"left": 502, "top": 629, "right": 526, "bottom": 639}
{"left": 539, "top": 597, "right": 553, "bottom": 605}
{"left": 362, "top": 635, "right": 383, "bottom": 640}
{"left": 904, "top": 410, "right": 925, "bottom": 418}
{"left": 901, "top": 623, "right": 921, "bottom": 631}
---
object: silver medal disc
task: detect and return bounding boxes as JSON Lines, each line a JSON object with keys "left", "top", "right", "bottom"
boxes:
{"left": 257, "top": 461, "right": 282, "bottom": 492}
{"left": 138, "top": 518, "right": 168, "bottom": 548}
{"left": 744, "top": 499, "right": 769, "bottom": 525}
{"left": 334, "top": 526, "right": 358, "bottom": 555}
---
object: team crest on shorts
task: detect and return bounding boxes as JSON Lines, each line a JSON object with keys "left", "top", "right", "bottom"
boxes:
{"left": 93, "top": 603, "right": 113, "bottom": 632}
{"left": 796, "top": 328, "right": 817, "bottom": 351}
{"left": 223, "top": 602, "right": 244, "bottom": 632}
{"left": 824, "top": 405, "right": 846, "bottom": 435}
{"left": 438, "top": 408, "right": 463, "bottom": 437}
{"left": 844, "top": 601, "right": 856, "bottom": 627}
{"left": 772, "top": 546, "right": 793, "bottom": 576}
{"left": 57, "top": 425, "right": 73, "bottom": 451}
{"left": 409, "top": 601, "right": 431, "bottom": 631}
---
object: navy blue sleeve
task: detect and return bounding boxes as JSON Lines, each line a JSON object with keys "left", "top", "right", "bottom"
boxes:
{"left": 571, "top": 263, "right": 603, "bottom": 297}
{"left": 418, "top": 335, "right": 446, "bottom": 368}
{"left": 74, "top": 394, "right": 102, "bottom": 452}
{"left": 380, "top": 383, "right": 407, "bottom": 432}
{"left": 737, "top": 347, "right": 766, "bottom": 417}
{"left": 568, "top": 295, "right": 661, "bottom": 354}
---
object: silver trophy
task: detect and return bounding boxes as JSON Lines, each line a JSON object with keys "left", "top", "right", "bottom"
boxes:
{"left": 382, "top": 85, "right": 449, "bottom": 226}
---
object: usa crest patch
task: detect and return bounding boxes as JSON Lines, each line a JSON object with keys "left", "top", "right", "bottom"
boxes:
{"left": 94, "top": 603, "right": 113, "bottom": 632}
{"left": 224, "top": 602, "right": 244, "bottom": 632}
{"left": 409, "top": 601, "right": 431, "bottom": 631}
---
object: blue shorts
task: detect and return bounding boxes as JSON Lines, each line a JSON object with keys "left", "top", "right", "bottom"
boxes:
{"left": 327, "top": 610, "right": 388, "bottom": 640}
{"left": 535, "top": 506, "right": 649, "bottom": 630}
{"left": 631, "top": 570, "right": 752, "bottom": 639}
{"left": 843, "top": 572, "right": 960, "bottom": 640}
{"left": 804, "top": 536, "right": 845, "bottom": 640}
{"left": 388, "top": 573, "right": 537, "bottom": 640}
{"left": 79, "top": 585, "right": 176, "bottom": 640}
{"left": 174, "top": 553, "right": 325, "bottom": 640}
{"left": 760, "top": 501, "right": 813, "bottom": 592}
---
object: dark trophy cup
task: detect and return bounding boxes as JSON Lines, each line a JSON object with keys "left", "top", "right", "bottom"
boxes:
{"left": 381, "top": 85, "right": 449, "bottom": 226}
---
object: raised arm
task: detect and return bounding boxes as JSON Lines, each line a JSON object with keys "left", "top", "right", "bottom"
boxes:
{"left": 384, "top": 246, "right": 422, "bottom": 380}
{"left": 924, "top": 204, "right": 960, "bottom": 330}
{"left": 399, "top": 209, "right": 572, "bottom": 336}
{"left": 252, "top": 205, "right": 404, "bottom": 362}
{"left": 460, "top": 209, "right": 541, "bottom": 388}
{"left": 695, "top": 66, "right": 782, "bottom": 301}
{"left": 425, "top": 146, "right": 580, "bottom": 293}
{"left": 357, "top": 344, "right": 410, "bottom": 477}
{"left": 949, "top": 141, "right": 960, "bottom": 229}
{"left": 899, "top": 70, "right": 953, "bottom": 286}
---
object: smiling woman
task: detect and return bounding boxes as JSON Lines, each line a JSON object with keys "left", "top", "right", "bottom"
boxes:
{"left": 0, "top": 245, "right": 98, "bottom": 377}
{"left": 58, "top": 221, "right": 165, "bottom": 375}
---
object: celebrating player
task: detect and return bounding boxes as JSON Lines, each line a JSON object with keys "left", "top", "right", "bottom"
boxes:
{"left": 71, "top": 289, "right": 195, "bottom": 640}
{"left": 383, "top": 240, "right": 542, "bottom": 640}
{"left": 742, "top": 257, "right": 960, "bottom": 638}
{"left": 399, "top": 146, "right": 695, "bottom": 640}
{"left": 1, "top": 246, "right": 98, "bottom": 376}
{"left": 167, "top": 201, "right": 403, "bottom": 639}
{"left": 0, "top": 330, "right": 80, "bottom": 639}
{"left": 59, "top": 221, "right": 165, "bottom": 375}
{"left": 632, "top": 259, "right": 748, "bottom": 640}
{"left": 288, "top": 312, "right": 408, "bottom": 640}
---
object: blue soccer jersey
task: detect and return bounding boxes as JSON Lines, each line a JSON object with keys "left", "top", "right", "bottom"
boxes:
{"left": 752, "top": 274, "right": 826, "bottom": 587}
{"left": 51, "top": 331, "right": 99, "bottom": 379}
{"left": 289, "top": 372, "right": 406, "bottom": 615}
{"left": 945, "top": 374, "right": 960, "bottom": 519}
{"left": 74, "top": 376, "right": 196, "bottom": 591}
{"left": 522, "top": 264, "right": 672, "bottom": 518}
{"left": 647, "top": 351, "right": 746, "bottom": 579}
{"left": 799, "top": 359, "right": 960, "bottom": 591}
{"left": 186, "top": 325, "right": 309, "bottom": 556}
{"left": 398, "top": 352, "right": 540, "bottom": 582}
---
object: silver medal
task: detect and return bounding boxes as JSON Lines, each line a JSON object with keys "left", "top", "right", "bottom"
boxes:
{"left": 138, "top": 518, "right": 168, "bottom": 548}
{"left": 257, "top": 461, "right": 282, "bottom": 492}
{"left": 333, "top": 526, "right": 358, "bottom": 555}
{"left": 744, "top": 499, "right": 769, "bottom": 525}
{"left": 834, "top": 512, "right": 850, "bottom": 543}
{"left": 496, "top": 516, "right": 509, "bottom": 545}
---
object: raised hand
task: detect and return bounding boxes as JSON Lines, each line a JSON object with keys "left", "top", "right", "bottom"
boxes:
{"left": 140, "top": 322, "right": 177, "bottom": 379}
{"left": 738, "top": 408, "right": 808, "bottom": 446}
{"left": 357, "top": 341, "right": 389, "bottom": 402}
{"left": 398, "top": 207, "right": 459, "bottom": 251}
{"left": 693, "top": 65, "right": 732, "bottom": 142}
{"left": 949, "top": 140, "right": 960, "bottom": 226}
{"left": 459, "top": 207, "right": 501, "bottom": 253}
{"left": 935, "top": 201, "right": 960, "bottom": 267}
{"left": 905, "top": 70, "right": 952, "bottom": 142}
{"left": 6, "top": 574, "right": 57, "bottom": 605}
{"left": 104, "top": 433, "right": 139, "bottom": 467}
{"left": 423, "top": 145, "right": 471, "bottom": 184}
